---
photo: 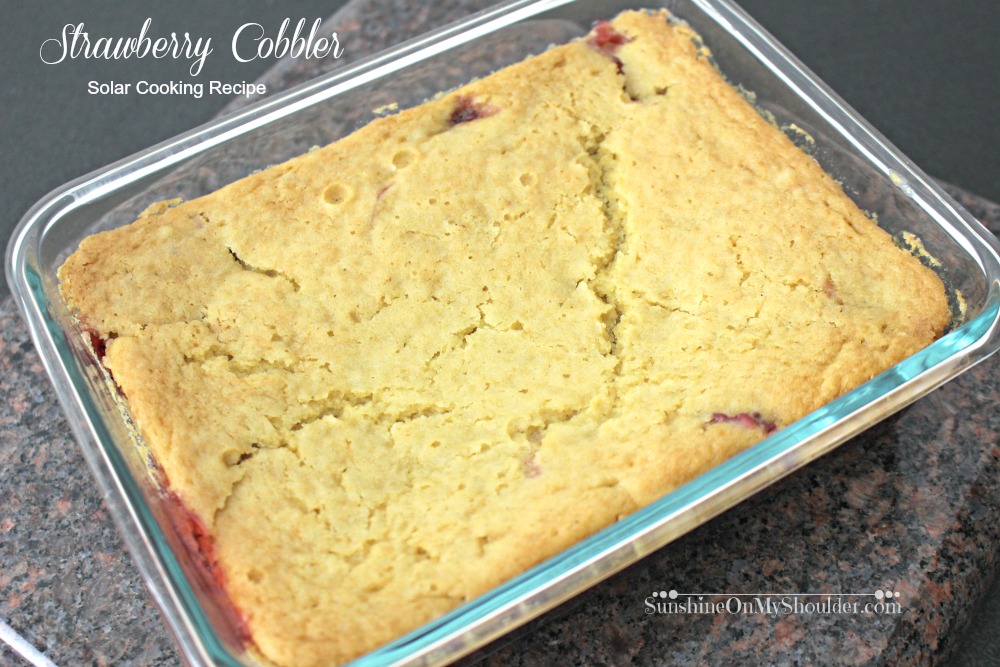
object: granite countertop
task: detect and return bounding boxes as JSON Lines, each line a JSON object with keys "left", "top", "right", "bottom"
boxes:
{"left": 3, "top": 1, "right": 1000, "bottom": 665}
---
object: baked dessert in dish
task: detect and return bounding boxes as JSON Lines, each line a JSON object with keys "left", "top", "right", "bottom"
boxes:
{"left": 58, "top": 10, "right": 950, "bottom": 667}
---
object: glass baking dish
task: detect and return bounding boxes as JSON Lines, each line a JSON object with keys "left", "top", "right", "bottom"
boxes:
{"left": 7, "top": 0, "right": 1000, "bottom": 665}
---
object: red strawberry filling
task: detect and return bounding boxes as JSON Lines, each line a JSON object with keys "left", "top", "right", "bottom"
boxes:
{"left": 82, "top": 327, "right": 124, "bottom": 392}
{"left": 78, "top": 325, "right": 249, "bottom": 647}
{"left": 164, "top": 489, "right": 253, "bottom": 650}
{"left": 84, "top": 328, "right": 108, "bottom": 361}
{"left": 589, "top": 20, "right": 630, "bottom": 52}
{"left": 710, "top": 411, "right": 778, "bottom": 434}
{"left": 587, "top": 21, "right": 631, "bottom": 73}
{"left": 448, "top": 95, "right": 498, "bottom": 126}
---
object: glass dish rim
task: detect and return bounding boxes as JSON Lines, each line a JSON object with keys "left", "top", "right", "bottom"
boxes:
{"left": 6, "top": 0, "right": 1000, "bottom": 665}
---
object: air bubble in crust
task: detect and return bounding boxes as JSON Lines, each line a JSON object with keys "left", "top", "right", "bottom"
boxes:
{"left": 391, "top": 148, "right": 418, "bottom": 169}
{"left": 322, "top": 183, "right": 353, "bottom": 205}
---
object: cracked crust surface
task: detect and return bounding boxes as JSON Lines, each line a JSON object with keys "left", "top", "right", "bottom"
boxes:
{"left": 57, "top": 11, "right": 949, "bottom": 667}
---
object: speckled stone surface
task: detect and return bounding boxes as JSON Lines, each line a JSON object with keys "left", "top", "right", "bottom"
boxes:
{"left": 2, "top": 2, "right": 999, "bottom": 666}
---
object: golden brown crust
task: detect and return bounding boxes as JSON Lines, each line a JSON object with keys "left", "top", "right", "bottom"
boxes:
{"left": 58, "top": 11, "right": 949, "bottom": 666}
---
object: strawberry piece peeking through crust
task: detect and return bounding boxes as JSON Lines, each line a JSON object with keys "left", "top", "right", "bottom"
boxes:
{"left": 448, "top": 95, "right": 498, "bottom": 126}
{"left": 85, "top": 328, "right": 108, "bottom": 361}
{"left": 710, "top": 411, "right": 778, "bottom": 434}
{"left": 589, "top": 20, "right": 630, "bottom": 52}
{"left": 587, "top": 21, "right": 632, "bottom": 73}
{"left": 82, "top": 327, "right": 123, "bottom": 391}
